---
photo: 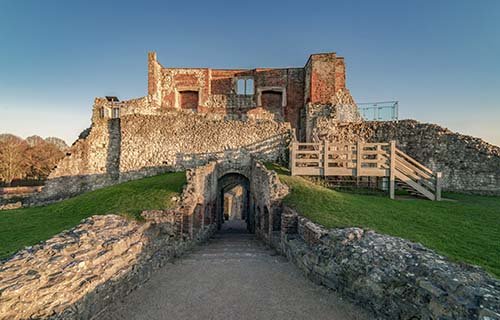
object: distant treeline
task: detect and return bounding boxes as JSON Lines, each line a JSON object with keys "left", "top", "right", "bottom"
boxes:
{"left": 0, "top": 134, "right": 68, "bottom": 186}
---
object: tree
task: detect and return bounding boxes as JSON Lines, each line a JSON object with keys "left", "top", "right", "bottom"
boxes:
{"left": 25, "top": 141, "right": 64, "bottom": 180}
{"left": 0, "top": 135, "right": 28, "bottom": 185}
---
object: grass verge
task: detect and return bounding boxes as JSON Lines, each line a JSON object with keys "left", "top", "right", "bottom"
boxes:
{"left": 266, "top": 163, "right": 500, "bottom": 278}
{"left": 0, "top": 172, "right": 186, "bottom": 259}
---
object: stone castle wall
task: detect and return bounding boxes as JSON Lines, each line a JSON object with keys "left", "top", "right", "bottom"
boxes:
{"left": 119, "top": 113, "right": 291, "bottom": 175}
{"left": 366, "top": 120, "right": 500, "bottom": 194}
{"left": 250, "top": 161, "right": 289, "bottom": 244}
{"left": 304, "top": 89, "right": 361, "bottom": 142}
{"left": 33, "top": 51, "right": 361, "bottom": 203}
{"left": 36, "top": 113, "right": 291, "bottom": 202}
{"left": 35, "top": 119, "right": 121, "bottom": 202}
{"left": 279, "top": 208, "right": 500, "bottom": 320}
{"left": 313, "top": 119, "right": 500, "bottom": 194}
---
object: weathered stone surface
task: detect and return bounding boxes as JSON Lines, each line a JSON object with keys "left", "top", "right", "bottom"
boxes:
{"left": 250, "top": 161, "right": 289, "bottom": 243}
{"left": 279, "top": 214, "right": 500, "bottom": 320}
{"left": 0, "top": 213, "right": 215, "bottom": 320}
{"left": 33, "top": 113, "right": 291, "bottom": 204}
{"left": 119, "top": 113, "right": 291, "bottom": 172}
{"left": 175, "top": 156, "right": 289, "bottom": 242}
{"left": 314, "top": 119, "right": 500, "bottom": 194}
{"left": 3, "top": 160, "right": 499, "bottom": 319}
{"left": 0, "top": 164, "right": 220, "bottom": 319}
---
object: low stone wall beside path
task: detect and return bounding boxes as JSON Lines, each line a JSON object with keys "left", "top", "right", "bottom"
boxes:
{"left": 278, "top": 206, "right": 500, "bottom": 320}
{"left": 0, "top": 212, "right": 216, "bottom": 320}
{"left": 0, "top": 163, "right": 220, "bottom": 320}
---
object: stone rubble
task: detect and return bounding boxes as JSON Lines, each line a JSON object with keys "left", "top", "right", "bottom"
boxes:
{"left": 279, "top": 208, "right": 500, "bottom": 320}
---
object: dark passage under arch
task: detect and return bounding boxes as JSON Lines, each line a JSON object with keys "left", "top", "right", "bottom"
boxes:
{"left": 216, "top": 173, "right": 254, "bottom": 233}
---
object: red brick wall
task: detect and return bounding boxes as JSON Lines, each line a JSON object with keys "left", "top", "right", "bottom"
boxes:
{"left": 211, "top": 69, "right": 251, "bottom": 95}
{"left": 308, "top": 53, "right": 346, "bottom": 104}
{"left": 285, "top": 68, "right": 305, "bottom": 129}
{"left": 159, "top": 68, "right": 209, "bottom": 110}
{"left": 148, "top": 52, "right": 350, "bottom": 129}
{"left": 254, "top": 68, "right": 304, "bottom": 127}
{"left": 210, "top": 70, "right": 237, "bottom": 95}
{"left": 334, "top": 58, "right": 346, "bottom": 90}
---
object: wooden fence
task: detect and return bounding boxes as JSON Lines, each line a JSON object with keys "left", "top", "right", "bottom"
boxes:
{"left": 289, "top": 140, "right": 442, "bottom": 201}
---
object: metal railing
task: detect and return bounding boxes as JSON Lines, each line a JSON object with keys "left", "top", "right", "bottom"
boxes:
{"left": 357, "top": 101, "right": 398, "bottom": 121}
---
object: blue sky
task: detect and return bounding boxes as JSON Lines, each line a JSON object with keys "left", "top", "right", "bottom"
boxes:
{"left": 1, "top": 0, "right": 499, "bottom": 145}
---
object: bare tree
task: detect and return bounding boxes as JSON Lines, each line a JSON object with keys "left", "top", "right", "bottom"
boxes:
{"left": 25, "top": 141, "right": 64, "bottom": 180}
{"left": 0, "top": 135, "right": 28, "bottom": 185}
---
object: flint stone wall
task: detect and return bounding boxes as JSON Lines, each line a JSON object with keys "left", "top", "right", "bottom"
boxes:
{"left": 314, "top": 119, "right": 500, "bottom": 194}
{"left": 119, "top": 113, "right": 291, "bottom": 173}
{"left": 32, "top": 119, "right": 122, "bottom": 204}
{"left": 249, "top": 162, "right": 289, "bottom": 244}
{"left": 35, "top": 112, "right": 291, "bottom": 203}
{"left": 279, "top": 207, "right": 500, "bottom": 320}
{"left": 0, "top": 164, "right": 219, "bottom": 319}
{"left": 0, "top": 213, "right": 215, "bottom": 320}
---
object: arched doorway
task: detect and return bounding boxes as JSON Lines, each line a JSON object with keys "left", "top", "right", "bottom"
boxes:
{"left": 216, "top": 173, "right": 254, "bottom": 233}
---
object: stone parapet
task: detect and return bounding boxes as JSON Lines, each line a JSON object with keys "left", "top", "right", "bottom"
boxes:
{"left": 0, "top": 212, "right": 216, "bottom": 320}
{"left": 279, "top": 210, "right": 500, "bottom": 320}
{"left": 0, "top": 165, "right": 219, "bottom": 319}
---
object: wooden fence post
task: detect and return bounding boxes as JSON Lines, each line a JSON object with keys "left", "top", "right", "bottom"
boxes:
{"left": 323, "top": 139, "right": 328, "bottom": 177}
{"left": 289, "top": 141, "right": 296, "bottom": 176}
{"left": 389, "top": 140, "right": 396, "bottom": 199}
{"left": 356, "top": 141, "right": 362, "bottom": 179}
{"left": 435, "top": 172, "right": 442, "bottom": 201}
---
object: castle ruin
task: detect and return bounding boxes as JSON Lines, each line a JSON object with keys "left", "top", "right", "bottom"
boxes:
{"left": 36, "top": 51, "right": 500, "bottom": 203}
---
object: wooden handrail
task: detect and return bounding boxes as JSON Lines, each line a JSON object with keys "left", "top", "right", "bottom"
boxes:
{"left": 395, "top": 156, "right": 434, "bottom": 181}
{"left": 395, "top": 159, "right": 436, "bottom": 191}
{"left": 395, "top": 148, "right": 434, "bottom": 175}
{"left": 289, "top": 140, "right": 442, "bottom": 201}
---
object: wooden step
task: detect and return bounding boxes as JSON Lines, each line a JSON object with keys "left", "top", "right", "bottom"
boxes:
{"left": 395, "top": 171, "right": 435, "bottom": 200}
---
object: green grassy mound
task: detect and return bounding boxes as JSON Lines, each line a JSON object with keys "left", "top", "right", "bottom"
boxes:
{"left": 0, "top": 172, "right": 186, "bottom": 260}
{"left": 266, "top": 163, "right": 500, "bottom": 278}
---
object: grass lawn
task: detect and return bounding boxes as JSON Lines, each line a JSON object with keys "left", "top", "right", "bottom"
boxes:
{"left": 266, "top": 163, "right": 500, "bottom": 278}
{"left": 0, "top": 172, "right": 186, "bottom": 260}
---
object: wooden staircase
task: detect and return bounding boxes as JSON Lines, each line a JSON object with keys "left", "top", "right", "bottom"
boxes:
{"left": 290, "top": 140, "right": 442, "bottom": 201}
{"left": 392, "top": 147, "right": 442, "bottom": 200}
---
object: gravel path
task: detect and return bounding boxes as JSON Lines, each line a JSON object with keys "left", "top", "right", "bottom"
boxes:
{"left": 100, "top": 221, "right": 370, "bottom": 320}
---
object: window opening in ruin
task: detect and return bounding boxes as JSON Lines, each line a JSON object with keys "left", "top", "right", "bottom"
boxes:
{"left": 179, "top": 90, "right": 199, "bottom": 111}
{"left": 261, "top": 90, "right": 283, "bottom": 120}
{"left": 112, "top": 108, "right": 120, "bottom": 118}
{"left": 236, "top": 78, "right": 254, "bottom": 95}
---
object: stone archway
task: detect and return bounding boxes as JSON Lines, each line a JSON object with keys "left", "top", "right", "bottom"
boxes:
{"left": 216, "top": 172, "right": 254, "bottom": 233}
